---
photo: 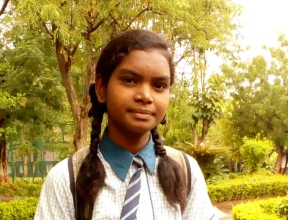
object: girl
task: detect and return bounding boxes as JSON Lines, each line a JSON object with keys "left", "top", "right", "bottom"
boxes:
{"left": 34, "top": 29, "right": 217, "bottom": 220}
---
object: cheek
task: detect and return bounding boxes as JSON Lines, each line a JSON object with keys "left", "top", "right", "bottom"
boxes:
{"left": 106, "top": 83, "right": 130, "bottom": 108}
{"left": 156, "top": 93, "right": 170, "bottom": 111}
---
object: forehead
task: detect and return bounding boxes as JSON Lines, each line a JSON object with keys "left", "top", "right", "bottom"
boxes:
{"left": 114, "top": 49, "right": 171, "bottom": 77}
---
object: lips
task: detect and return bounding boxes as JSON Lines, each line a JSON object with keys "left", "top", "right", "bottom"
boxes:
{"left": 128, "top": 109, "right": 154, "bottom": 115}
{"left": 127, "top": 109, "right": 154, "bottom": 120}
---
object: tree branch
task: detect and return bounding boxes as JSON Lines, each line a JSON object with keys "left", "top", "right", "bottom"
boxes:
{"left": 123, "top": 7, "right": 152, "bottom": 31}
{"left": 91, "top": 18, "right": 105, "bottom": 32}
{"left": 42, "top": 22, "right": 54, "bottom": 39}
{"left": 0, "top": 0, "right": 10, "bottom": 16}
{"left": 71, "top": 44, "right": 78, "bottom": 56}
{"left": 108, "top": 12, "right": 119, "bottom": 27}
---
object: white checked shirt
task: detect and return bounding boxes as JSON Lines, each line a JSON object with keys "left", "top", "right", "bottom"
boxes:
{"left": 34, "top": 151, "right": 217, "bottom": 220}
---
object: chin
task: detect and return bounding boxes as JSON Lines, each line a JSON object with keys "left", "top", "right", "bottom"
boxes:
{"left": 127, "top": 123, "right": 157, "bottom": 134}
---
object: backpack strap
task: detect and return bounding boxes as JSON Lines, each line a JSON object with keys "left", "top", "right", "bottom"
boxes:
{"left": 68, "top": 156, "right": 77, "bottom": 217}
{"left": 68, "top": 147, "right": 93, "bottom": 220}
{"left": 181, "top": 151, "right": 191, "bottom": 195}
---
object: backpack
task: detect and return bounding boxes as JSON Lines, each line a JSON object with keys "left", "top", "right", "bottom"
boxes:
{"left": 68, "top": 146, "right": 191, "bottom": 220}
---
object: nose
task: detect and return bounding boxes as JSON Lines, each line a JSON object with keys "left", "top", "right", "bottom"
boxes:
{"left": 134, "top": 84, "right": 153, "bottom": 104}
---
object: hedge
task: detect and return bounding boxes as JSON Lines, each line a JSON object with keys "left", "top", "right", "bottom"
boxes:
{"left": 0, "top": 181, "right": 43, "bottom": 197}
{"left": 232, "top": 197, "right": 288, "bottom": 220}
{"left": 208, "top": 174, "right": 288, "bottom": 202}
{"left": 0, "top": 197, "right": 38, "bottom": 220}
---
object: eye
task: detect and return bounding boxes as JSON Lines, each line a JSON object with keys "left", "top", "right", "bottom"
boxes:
{"left": 154, "top": 83, "right": 167, "bottom": 90}
{"left": 122, "top": 77, "right": 136, "bottom": 84}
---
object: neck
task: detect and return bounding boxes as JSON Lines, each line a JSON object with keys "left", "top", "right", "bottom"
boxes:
{"left": 106, "top": 126, "right": 150, "bottom": 154}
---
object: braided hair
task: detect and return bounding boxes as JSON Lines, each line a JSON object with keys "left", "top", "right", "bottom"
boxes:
{"left": 76, "top": 29, "right": 188, "bottom": 212}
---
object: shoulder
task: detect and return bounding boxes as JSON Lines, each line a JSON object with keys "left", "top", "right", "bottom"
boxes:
{"left": 44, "top": 158, "right": 70, "bottom": 187}
{"left": 164, "top": 145, "right": 198, "bottom": 169}
{"left": 164, "top": 146, "right": 203, "bottom": 182}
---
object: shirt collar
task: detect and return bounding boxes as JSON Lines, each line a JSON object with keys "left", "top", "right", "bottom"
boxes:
{"left": 99, "top": 127, "right": 156, "bottom": 181}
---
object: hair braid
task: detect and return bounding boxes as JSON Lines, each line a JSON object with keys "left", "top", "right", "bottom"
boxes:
{"left": 151, "top": 127, "right": 187, "bottom": 213}
{"left": 76, "top": 83, "right": 106, "bottom": 202}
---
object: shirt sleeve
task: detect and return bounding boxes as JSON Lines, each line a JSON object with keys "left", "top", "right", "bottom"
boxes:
{"left": 182, "top": 155, "right": 218, "bottom": 220}
{"left": 34, "top": 158, "right": 75, "bottom": 220}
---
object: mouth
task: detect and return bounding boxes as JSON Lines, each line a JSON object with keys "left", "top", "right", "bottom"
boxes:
{"left": 127, "top": 109, "right": 155, "bottom": 120}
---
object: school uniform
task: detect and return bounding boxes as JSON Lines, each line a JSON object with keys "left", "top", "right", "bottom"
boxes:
{"left": 34, "top": 129, "right": 217, "bottom": 220}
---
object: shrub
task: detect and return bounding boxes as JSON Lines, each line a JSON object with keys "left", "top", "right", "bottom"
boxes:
{"left": 208, "top": 174, "right": 288, "bottom": 202}
{"left": 0, "top": 197, "right": 38, "bottom": 220}
{"left": 0, "top": 180, "right": 43, "bottom": 197}
{"left": 232, "top": 197, "right": 287, "bottom": 220}
{"left": 240, "top": 134, "right": 274, "bottom": 174}
{"left": 277, "top": 196, "right": 288, "bottom": 218}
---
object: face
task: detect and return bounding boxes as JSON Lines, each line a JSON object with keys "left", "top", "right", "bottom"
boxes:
{"left": 96, "top": 48, "right": 171, "bottom": 135}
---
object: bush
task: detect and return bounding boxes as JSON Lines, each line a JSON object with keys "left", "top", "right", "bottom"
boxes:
{"left": 240, "top": 134, "right": 274, "bottom": 174}
{"left": 208, "top": 174, "right": 288, "bottom": 202}
{"left": 277, "top": 196, "right": 288, "bottom": 218}
{"left": 232, "top": 197, "right": 287, "bottom": 220}
{"left": 0, "top": 180, "right": 43, "bottom": 197}
{"left": 0, "top": 197, "right": 38, "bottom": 220}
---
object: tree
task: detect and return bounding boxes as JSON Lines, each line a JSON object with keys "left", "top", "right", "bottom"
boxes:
{"left": 14, "top": 0, "right": 242, "bottom": 151}
{"left": 167, "top": 0, "right": 241, "bottom": 147}
{"left": 14, "top": 0, "right": 177, "bottom": 150}
{"left": 0, "top": 29, "right": 66, "bottom": 182}
{"left": 222, "top": 43, "right": 288, "bottom": 173}
{"left": 189, "top": 74, "right": 227, "bottom": 146}
{"left": 0, "top": 92, "right": 24, "bottom": 182}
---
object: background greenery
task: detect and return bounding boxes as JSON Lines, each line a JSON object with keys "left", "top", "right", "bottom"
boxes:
{"left": 0, "top": 0, "right": 287, "bottom": 184}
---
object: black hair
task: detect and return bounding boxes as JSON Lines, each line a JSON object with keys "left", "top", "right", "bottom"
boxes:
{"left": 76, "top": 29, "right": 187, "bottom": 212}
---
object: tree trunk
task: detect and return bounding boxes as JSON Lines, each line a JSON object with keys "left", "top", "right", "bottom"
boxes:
{"left": 55, "top": 37, "right": 95, "bottom": 151}
{"left": 55, "top": 39, "right": 86, "bottom": 151}
{"left": 282, "top": 152, "right": 288, "bottom": 174}
{"left": 23, "top": 155, "right": 28, "bottom": 177}
{"left": 275, "top": 144, "right": 283, "bottom": 174}
{"left": 193, "top": 128, "right": 198, "bottom": 147}
{"left": 0, "top": 118, "right": 8, "bottom": 183}
{"left": 200, "top": 118, "right": 212, "bottom": 143}
{"left": 74, "top": 39, "right": 97, "bottom": 150}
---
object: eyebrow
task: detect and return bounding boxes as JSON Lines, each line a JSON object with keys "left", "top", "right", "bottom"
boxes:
{"left": 118, "top": 68, "right": 170, "bottom": 81}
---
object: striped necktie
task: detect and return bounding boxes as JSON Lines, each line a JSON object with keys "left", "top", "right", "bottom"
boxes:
{"left": 120, "top": 156, "right": 144, "bottom": 220}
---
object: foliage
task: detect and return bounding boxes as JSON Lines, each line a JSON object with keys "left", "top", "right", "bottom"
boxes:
{"left": 266, "top": 152, "right": 279, "bottom": 174}
{"left": 0, "top": 197, "right": 38, "bottom": 220}
{"left": 0, "top": 28, "right": 69, "bottom": 160}
{"left": 222, "top": 40, "right": 288, "bottom": 172}
{"left": 174, "top": 141, "right": 228, "bottom": 179}
{"left": 160, "top": 79, "right": 193, "bottom": 145}
{"left": 207, "top": 174, "right": 288, "bottom": 202}
{"left": 45, "top": 141, "right": 74, "bottom": 161}
{"left": 0, "top": 180, "right": 43, "bottom": 197}
{"left": 0, "top": 91, "right": 25, "bottom": 138}
{"left": 277, "top": 196, "right": 288, "bottom": 218}
{"left": 240, "top": 134, "right": 274, "bottom": 173}
{"left": 232, "top": 197, "right": 287, "bottom": 220}
{"left": 4, "top": 0, "right": 241, "bottom": 150}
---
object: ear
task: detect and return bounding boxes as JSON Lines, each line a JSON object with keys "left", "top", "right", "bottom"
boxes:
{"left": 95, "top": 74, "right": 107, "bottom": 103}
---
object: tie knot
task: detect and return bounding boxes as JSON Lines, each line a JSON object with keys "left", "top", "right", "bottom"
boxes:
{"left": 133, "top": 156, "right": 143, "bottom": 167}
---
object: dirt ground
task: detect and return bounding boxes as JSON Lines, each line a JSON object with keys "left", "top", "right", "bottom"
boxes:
{"left": 0, "top": 195, "right": 15, "bottom": 202}
{"left": 214, "top": 199, "right": 241, "bottom": 220}
{"left": 213, "top": 197, "right": 277, "bottom": 220}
